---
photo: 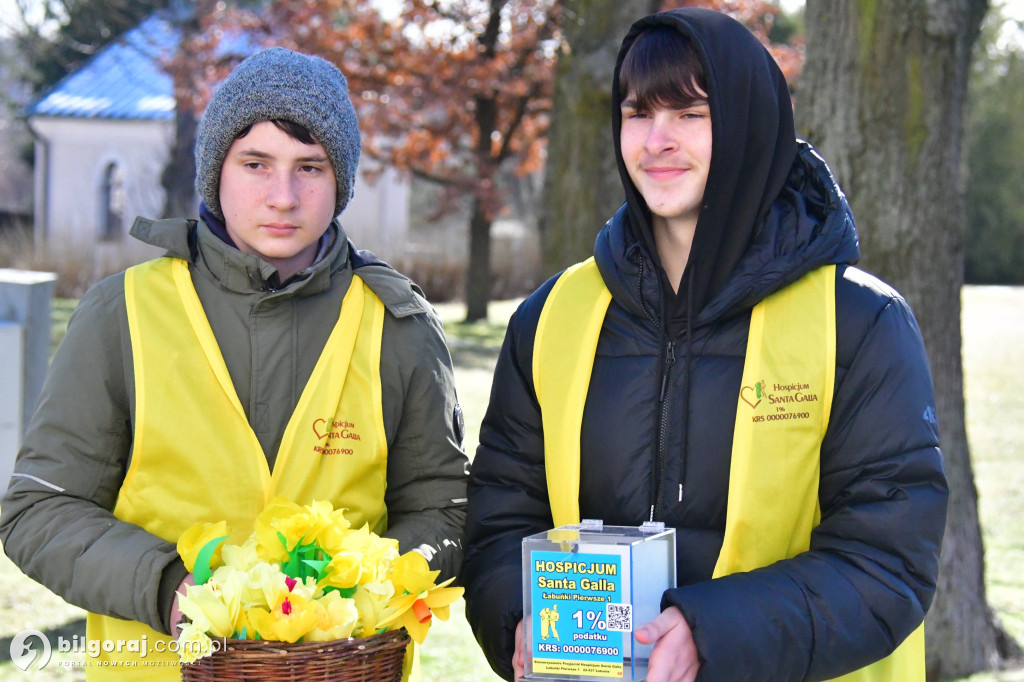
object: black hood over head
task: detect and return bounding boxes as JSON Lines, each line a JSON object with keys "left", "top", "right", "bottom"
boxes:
{"left": 612, "top": 8, "right": 798, "bottom": 326}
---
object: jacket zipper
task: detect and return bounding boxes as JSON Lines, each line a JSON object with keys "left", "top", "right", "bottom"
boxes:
{"left": 636, "top": 258, "right": 664, "bottom": 520}
{"left": 651, "top": 338, "right": 676, "bottom": 521}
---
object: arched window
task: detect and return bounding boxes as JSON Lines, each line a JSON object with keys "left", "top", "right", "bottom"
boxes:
{"left": 100, "top": 162, "right": 125, "bottom": 241}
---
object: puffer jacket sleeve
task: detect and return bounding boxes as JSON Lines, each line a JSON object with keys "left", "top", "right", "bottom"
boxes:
{"left": 378, "top": 298, "right": 470, "bottom": 583}
{"left": 663, "top": 268, "right": 948, "bottom": 681}
{"left": 0, "top": 276, "right": 187, "bottom": 635}
{"left": 463, "top": 278, "right": 558, "bottom": 681}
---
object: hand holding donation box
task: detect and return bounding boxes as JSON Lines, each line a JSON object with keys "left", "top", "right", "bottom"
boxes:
{"left": 521, "top": 520, "right": 676, "bottom": 681}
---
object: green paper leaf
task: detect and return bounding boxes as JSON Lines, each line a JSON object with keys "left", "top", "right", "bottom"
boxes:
{"left": 294, "top": 541, "right": 326, "bottom": 579}
{"left": 193, "top": 535, "right": 228, "bottom": 586}
{"left": 302, "top": 558, "right": 331, "bottom": 580}
{"left": 283, "top": 551, "right": 301, "bottom": 578}
{"left": 281, "top": 538, "right": 303, "bottom": 578}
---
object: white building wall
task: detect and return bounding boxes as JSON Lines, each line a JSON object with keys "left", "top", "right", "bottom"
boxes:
{"left": 31, "top": 117, "right": 173, "bottom": 256}
{"left": 29, "top": 116, "right": 412, "bottom": 262}
{"left": 340, "top": 165, "right": 411, "bottom": 258}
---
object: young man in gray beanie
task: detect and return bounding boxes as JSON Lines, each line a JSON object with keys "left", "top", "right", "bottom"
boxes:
{"left": 1, "top": 47, "right": 469, "bottom": 678}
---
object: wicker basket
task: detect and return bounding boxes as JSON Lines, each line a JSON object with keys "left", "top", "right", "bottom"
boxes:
{"left": 180, "top": 629, "right": 410, "bottom": 681}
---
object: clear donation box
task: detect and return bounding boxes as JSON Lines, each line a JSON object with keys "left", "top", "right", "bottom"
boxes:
{"left": 521, "top": 520, "right": 676, "bottom": 681}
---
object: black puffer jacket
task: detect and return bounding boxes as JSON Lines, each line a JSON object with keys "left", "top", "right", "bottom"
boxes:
{"left": 463, "top": 9, "right": 946, "bottom": 682}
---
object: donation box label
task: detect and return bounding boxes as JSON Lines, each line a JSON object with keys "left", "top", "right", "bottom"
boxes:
{"left": 528, "top": 550, "right": 632, "bottom": 678}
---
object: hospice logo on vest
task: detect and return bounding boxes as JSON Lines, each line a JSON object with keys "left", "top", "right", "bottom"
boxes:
{"left": 311, "top": 418, "right": 362, "bottom": 456}
{"left": 739, "top": 378, "right": 820, "bottom": 423}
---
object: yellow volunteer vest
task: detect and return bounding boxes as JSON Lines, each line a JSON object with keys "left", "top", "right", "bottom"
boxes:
{"left": 85, "top": 256, "right": 389, "bottom": 680}
{"left": 534, "top": 257, "right": 924, "bottom": 682}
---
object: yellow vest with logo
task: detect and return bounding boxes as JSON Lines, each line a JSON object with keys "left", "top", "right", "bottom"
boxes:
{"left": 85, "top": 256, "right": 389, "bottom": 680}
{"left": 533, "top": 258, "right": 924, "bottom": 682}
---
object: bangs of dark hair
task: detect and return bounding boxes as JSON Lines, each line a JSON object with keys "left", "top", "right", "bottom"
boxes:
{"left": 619, "top": 26, "right": 707, "bottom": 111}
{"left": 236, "top": 119, "right": 318, "bottom": 145}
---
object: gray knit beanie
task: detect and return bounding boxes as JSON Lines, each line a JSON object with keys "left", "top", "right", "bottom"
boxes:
{"left": 194, "top": 47, "right": 361, "bottom": 220}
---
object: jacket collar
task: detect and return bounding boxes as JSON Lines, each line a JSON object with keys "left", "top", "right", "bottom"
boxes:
{"left": 129, "top": 215, "right": 349, "bottom": 298}
{"left": 595, "top": 141, "right": 860, "bottom": 329}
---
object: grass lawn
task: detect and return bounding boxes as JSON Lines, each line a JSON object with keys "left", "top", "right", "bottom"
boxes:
{"left": 960, "top": 287, "right": 1024, "bottom": 660}
{"left": 0, "top": 289, "right": 1021, "bottom": 680}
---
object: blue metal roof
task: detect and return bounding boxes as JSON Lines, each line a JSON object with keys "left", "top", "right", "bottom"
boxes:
{"left": 29, "top": 15, "right": 180, "bottom": 120}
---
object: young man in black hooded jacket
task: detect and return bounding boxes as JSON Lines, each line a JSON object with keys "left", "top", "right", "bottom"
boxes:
{"left": 462, "top": 9, "right": 947, "bottom": 682}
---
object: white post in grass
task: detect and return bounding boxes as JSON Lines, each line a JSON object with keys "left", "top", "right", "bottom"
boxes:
{"left": 0, "top": 269, "right": 58, "bottom": 492}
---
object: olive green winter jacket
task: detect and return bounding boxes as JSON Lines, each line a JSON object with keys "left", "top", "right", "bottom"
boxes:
{"left": 0, "top": 216, "right": 469, "bottom": 637}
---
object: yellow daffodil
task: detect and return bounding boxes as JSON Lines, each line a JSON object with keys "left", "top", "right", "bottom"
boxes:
{"left": 176, "top": 621, "right": 216, "bottom": 665}
{"left": 253, "top": 497, "right": 305, "bottom": 561}
{"left": 290, "top": 575, "right": 319, "bottom": 602}
{"left": 274, "top": 501, "right": 332, "bottom": 548}
{"left": 303, "top": 499, "right": 353, "bottom": 550}
{"left": 222, "top": 536, "right": 262, "bottom": 572}
{"left": 178, "top": 580, "right": 239, "bottom": 638}
{"left": 254, "top": 497, "right": 353, "bottom": 559}
{"left": 320, "top": 550, "right": 364, "bottom": 590}
{"left": 172, "top": 498, "right": 456, "bottom": 663}
{"left": 232, "top": 608, "right": 255, "bottom": 641}
{"left": 351, "top": 581, "right": 395, "bottom": 637}
{"left": 388, "top": 551, "right": 440, "bottom": 594}
{"left": 209, "top": 565, "right": 246, "bottom": 620}
{"left": 246, "top": 592, "right": 323, "bottom": 643}
{"left": 306, "top": 590, "right": 359, "bottom": 641}
{"left": 378, "top": 552, "right": 464, "bottom": 644}
{"left": 241, "top": 561, "right": 286, "bottom": 610}
{"left": 312, "top": 512, "right": 356, "bottom": 556}
{"left": 337, "top": 525, "right": 400, "bottom": 584}
{"left": 177, "top": 520, "right": 230, "bottom": 573}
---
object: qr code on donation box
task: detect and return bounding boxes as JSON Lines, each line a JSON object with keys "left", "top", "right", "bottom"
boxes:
{"left": 605, "top": 603, "right": 632, "bottom": 632}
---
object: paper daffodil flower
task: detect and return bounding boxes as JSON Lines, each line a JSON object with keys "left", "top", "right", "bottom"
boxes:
{"left": 320, "top": 550, "right": 364, "bottom": 591}
{"left": 377, "top": 552, "right": 464, "bottom": 644}
{"left": 306, "top": 590, "right": 359, "bottom": 642}
{"left": 253, "top": 497, "right": 352, "bottom": 558}
{"left": 351, "top": 580, "right": 395, "bottom": 637}
{"left": 252, "top": 497, "right": 306, "bottom": 561}
{"left": 301, "top": 500, "right": 354, "bottom": 554}
{"left": 173, "top": 498, "right": 460, "bottom": 663}
{"left": 176, "top": 621, "right": 216, "bottom": 665}
{"left": 178, "top": 577, "right": 241, "bottom": 639}
{"left": 221, "top": 536, "right": 262, "bottom": 573}
{"left": 177, "top": 520, "right": 230, "bottom": 574}
{"left": 237, "top": 561, "right": 286, "bottom": 613}
{"left": 336, "top": 525, "right": 401, "bottom": 585}
{"left": 247, "top": 592, "right": 323, "bottom": 643}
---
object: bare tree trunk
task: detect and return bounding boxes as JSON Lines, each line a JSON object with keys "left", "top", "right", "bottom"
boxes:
{"left": 799, "top": 0, "right": 1021, "bottom": 677}
{"left": 539, "top": 0, "right": 659, "bottom": 278}
{"left": 465, "top": 196, "right": 493, "bottom": 322}
{"left": 162, "top": 2, "right": 200, "bottom": 218}
{"left": 161, "top": 104, "right": 197, "bottom": 217}
{"left": 462, "top": 0, "right": 506, "bottom": 322}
